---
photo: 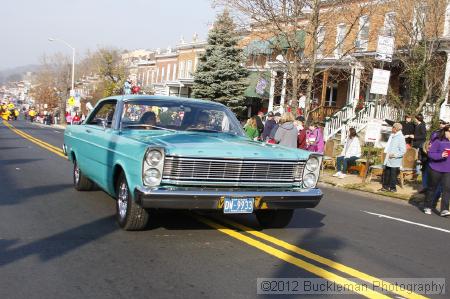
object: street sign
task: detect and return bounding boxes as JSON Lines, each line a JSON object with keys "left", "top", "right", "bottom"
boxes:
{"left": 370, "top": 68, "right": 391, "bottom": 95}
{"left": 67, "top": 96, "right": 75, "bottom": 107}
{"left": 375, "top": 36, "right": 395, "bottom": 62}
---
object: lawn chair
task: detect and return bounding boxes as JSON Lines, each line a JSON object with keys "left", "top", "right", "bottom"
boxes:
{"left": 399, "top": 148, "right": 418, "bottom": 188}
{"left": 322, "top": 140, "right": 337, "bottom": 170}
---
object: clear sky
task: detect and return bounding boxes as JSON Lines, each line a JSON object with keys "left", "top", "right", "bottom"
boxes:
{"left": 0, "top": 0, "right": 217, "bottom": 70}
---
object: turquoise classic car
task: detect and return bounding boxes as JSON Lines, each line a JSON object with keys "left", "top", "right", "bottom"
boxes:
{"left": 64, "top": 95, "right": 323, "bottom": 230}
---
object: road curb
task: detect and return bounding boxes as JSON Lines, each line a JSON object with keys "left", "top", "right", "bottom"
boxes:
{"left": 317, "top": 181, "right": 420, "bottom": 206}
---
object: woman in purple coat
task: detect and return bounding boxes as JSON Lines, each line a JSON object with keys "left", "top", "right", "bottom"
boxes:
{"left": 424, "top": 125, "right": 450, "bottom": 216}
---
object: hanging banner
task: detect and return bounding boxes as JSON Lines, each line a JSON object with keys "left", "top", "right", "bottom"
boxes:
{"left": 255, "top": 78, "right": 268, "bottom": 96}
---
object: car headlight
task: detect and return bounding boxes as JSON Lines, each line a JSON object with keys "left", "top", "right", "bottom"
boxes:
{"left": 306, "top": 156, "right": 320, "bottom": 172}
{"left": 142, "top": 147, "right": 165, "bottom": 186}
{"left": 146, "top": 150, "right": 163, "bottom": 166}
{"left": 143, "top": 168, "right": 161, "bottom": 185}
{"left": 302, "top": 155, "right": 322, "bottom": 189}
{"left": 303, "top": 173, "right": 316, "bottom": 189}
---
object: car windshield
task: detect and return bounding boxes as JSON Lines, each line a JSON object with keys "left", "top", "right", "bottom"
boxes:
{"left": 121, "top": 99, "right": 245, "bottom": 136}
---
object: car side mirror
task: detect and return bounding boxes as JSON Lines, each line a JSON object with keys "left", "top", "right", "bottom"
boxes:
{"left": 101, "top": 119, "right": 107, "bottom": 130}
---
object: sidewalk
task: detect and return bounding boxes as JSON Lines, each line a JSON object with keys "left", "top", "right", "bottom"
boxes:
{"left": 29, "top": 121, "right": 67, "bottom": 130}
{"left": 320, "top": 170, "right": 425, "bottom": 202}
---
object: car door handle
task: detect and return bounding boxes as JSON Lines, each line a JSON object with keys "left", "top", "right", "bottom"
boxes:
{"left": 86, "top": 129, "right": 91, "bottom": 133}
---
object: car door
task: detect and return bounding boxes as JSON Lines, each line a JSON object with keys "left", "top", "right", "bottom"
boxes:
{"left": 79, "top": 100, "right": 118, "bottom": 188}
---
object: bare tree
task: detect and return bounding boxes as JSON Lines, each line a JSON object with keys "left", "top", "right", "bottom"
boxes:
{"left": 386, "top": 0, "right": 448, "bottom": 122}
{"left": 31, "top": 53, "right": 72, "bottom": 124}
{"left": 92, "top": 48, "right": 129, "bottom": 97}
{"left": 215, "top": 0, "right": 381, "bottom": 121}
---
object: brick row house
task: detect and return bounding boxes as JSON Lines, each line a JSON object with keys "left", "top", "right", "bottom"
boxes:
{"left": 240, "top": 0, "right": 450, "bottom": 127}
{"left": 125, "top": 36, "right": 206, "bottom": 98}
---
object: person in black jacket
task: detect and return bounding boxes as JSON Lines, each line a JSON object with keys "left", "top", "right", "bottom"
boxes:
{"left": 261, "top": 112, "right": 276, "bottom": 141}
{"left": 385, "top": 115, "right": 415, "bottom": 146}
{"left": 412, "top": 114, "right": 426, "bottom": 149}
{"left": 255, "top": 111, "right": 265, "bottom": 136}
{"left": 268, "top": 112, "right": 282, "bottom": 140}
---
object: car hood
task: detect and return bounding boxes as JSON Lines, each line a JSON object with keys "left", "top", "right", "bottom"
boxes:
{"left": 122, "top": 130, "right": 311, "bottom": 160}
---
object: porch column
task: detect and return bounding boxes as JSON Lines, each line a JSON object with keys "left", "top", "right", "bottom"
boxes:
{"left": 348, "top": 67, "right": 355, "bottom": 106}
{"left": 268, "top": 70, "right": 276, "bottom": 112}
{"left": 440, "top": 51, "right": 450, "bottom": 121}
{"left": 320, "top": 70, "right": 329, "bottom": 120}
{"left": 353, "top": 68, "right": 361, "bottom": 107}
{"left": 280, "top": 72, "right": 287, "bottom": 110}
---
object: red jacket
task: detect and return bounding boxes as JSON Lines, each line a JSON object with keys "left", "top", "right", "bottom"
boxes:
{"left": 298, "top": 129, "right": 307, "bottom": 149}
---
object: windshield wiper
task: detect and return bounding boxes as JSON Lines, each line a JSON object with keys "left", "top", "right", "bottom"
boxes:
{"left": 186, "top": 128, "right": 221, "bottom": 133}
{"left": 122, "top": 124, "right": 176, "bottom": 132}
{"left": 185, "top": 128, "right": 240, "bottom": 136}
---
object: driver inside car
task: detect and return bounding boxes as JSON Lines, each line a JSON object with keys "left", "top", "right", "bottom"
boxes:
{"left": 140, "top": 111, "right": 157, "bottom": 128}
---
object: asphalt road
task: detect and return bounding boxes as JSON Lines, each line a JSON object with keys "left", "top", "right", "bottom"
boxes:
{"left": 1, "top": 119, "right": 449, "bottom": 299}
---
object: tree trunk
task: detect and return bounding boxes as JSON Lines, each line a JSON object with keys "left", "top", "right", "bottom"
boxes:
{"left": 304, "top": 0, "right": 320, "bottom": 124}
{"left": 305, "top": 59, "right": 317, "bottom": 124}
{"left": 60, "top": 95, "right": 67, "bottom": 125}
{"left": 291, "top": 66, "right": 299, "bottom": 111}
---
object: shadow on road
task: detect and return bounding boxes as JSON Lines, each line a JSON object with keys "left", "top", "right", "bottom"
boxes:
{"left": 0, "top": 184, "right": 73, "bottom": 206}
{"left": 0, "top": 147, "right": 27, "bottom": 150}
{"left": 0, "top": 215, "right": 117, "bottom": 267}
{"left": 208, "top": 209, "right": 325, "bottom": 230}
{"left": 1, "top": 158, "right": 43, "bottom": 166}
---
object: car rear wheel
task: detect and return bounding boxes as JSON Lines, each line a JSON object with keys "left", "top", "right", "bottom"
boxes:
{"left": 116, "top": 172, "right": 149, "bottom": 231}
{"left": 73, "top": 160, "right": 94, "bottom": 191}
{"left": 255, "top": 209, "right": 294, "bottom": 228}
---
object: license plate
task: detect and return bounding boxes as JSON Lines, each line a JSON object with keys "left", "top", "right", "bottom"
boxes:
{"left": 223, "top": 197, "right": 254, "bottom": 214}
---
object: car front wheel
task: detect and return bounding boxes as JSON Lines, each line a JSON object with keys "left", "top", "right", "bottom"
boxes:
{"left": 116, "top": 173, "right": 149, "bottom": 231}
{"left": 255, "top": 209, "right": 294, "bottom": 228}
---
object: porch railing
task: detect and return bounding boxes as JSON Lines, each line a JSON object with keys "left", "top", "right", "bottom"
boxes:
{"left": 323, "top": 104, "right": 355, "bottom": 141}
{"left": 325, "top": 102, "right": 403, "bottom": 143}
{"left": 309, "top": 106, "right": 342, "bottom": 121}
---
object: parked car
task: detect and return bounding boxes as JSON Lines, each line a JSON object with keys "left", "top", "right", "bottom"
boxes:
{"left": 63, "top": 95, "right": 323, "bottom": 230}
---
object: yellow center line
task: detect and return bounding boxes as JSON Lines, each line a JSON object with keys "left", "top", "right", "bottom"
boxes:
{"left": 2, "top": 121, "right": 67, "bottom": 159}
{"left": 3, "top": 121, "right": 64, "bottom": 153}
{"left": 196, "top": 215, "right": 390, "bottom": 299}
{"left": 215, "top": 217, "right": 427, "bottom": 299}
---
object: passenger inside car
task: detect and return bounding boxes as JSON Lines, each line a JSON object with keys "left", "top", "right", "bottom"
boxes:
{"left": 195, "top": 112, "right": 210, "bottom": 129}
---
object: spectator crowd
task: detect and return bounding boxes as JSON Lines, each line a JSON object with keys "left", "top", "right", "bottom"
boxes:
{"left": 243, "top": 111, "right": 450, "bottom": 218}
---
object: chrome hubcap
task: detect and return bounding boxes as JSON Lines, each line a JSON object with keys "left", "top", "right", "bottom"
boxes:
{"left": 74, "top": 164, "right": 80, "bottom": 184}
{"left": 118, "top": 182, "right": 128, "bottom": 219}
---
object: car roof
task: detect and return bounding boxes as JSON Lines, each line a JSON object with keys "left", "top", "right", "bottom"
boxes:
{"left": 101, "top": 95, "right": 225, "bottom": 108}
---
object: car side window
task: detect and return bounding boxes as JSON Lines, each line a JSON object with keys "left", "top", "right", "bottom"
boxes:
{"left": 87, "top": 101, "right": 117, "bottom": 127}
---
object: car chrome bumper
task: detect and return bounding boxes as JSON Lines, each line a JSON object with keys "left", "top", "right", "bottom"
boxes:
{"left": 134, "top": 186, "right": 323, "bottom": 210}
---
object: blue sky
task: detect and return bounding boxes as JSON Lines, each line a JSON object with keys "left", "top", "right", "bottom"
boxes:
{"left": 0, "top": 0, "right": 217, "bottom": 70}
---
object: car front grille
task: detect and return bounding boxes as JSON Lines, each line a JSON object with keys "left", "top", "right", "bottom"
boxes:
{"left": 162, "top": 156, "right": 305, "bottom": 187}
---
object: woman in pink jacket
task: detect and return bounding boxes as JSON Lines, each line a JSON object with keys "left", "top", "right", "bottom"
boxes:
{"left": 306, "top": 123, "right": 325, "bottom": 153}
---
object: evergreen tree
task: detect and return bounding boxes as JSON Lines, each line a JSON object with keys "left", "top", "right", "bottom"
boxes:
{"left": 192, "top": 10, "right": 249, "bottom": 114}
